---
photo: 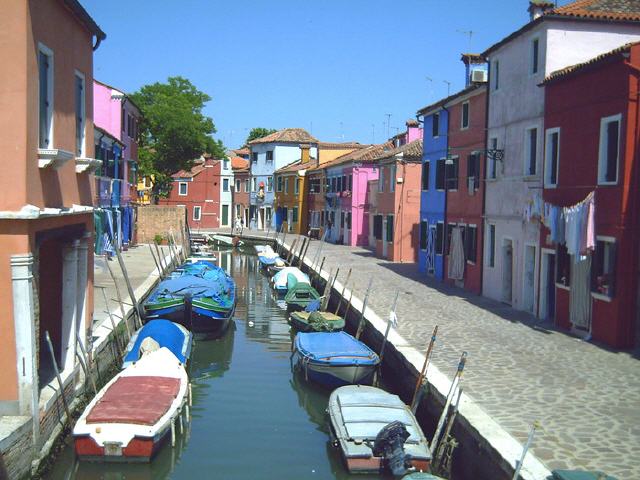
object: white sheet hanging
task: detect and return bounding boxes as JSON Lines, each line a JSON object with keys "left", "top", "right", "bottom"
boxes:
{"left": 448, "top": 227, "right": 465, "bottom": 281}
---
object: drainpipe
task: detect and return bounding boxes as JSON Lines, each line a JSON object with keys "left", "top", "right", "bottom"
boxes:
{"left": 480, "top": 75, "right": 491, "bottom": 297}
{"left": 442, "top": 105, "right": 450, "bottom": 282}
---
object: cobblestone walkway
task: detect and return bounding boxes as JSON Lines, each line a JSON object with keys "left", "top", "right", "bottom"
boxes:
{"left": 269, "top": 234, "right": 640, "bottom": 478}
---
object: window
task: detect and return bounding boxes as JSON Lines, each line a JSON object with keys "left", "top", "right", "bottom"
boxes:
{"left": 223, "top": 178, "right": 229, "bottom": 192}
{"left": 487, "top": 224, "right": 495, "bottom": 267}
{"left": 467, "top": 153, "right": 480, "bottom": 192}
{"left": 337, "top": 176, "right": 342, "bottom": 193}
{"left": 389, "top": 165, "right": 396, "bottom": 192}
{"left": 373, "top": 215, "right": 383, "bottom": 240}
{"left": 591, "top": 238, "right": 616, "bottom": 298}
{"left": 531, "top": 38, "right": 539, "bottom": 75}
{"left": 435, "top": 159, "right": 446, "bottom": 190}
{"left": 244, "top": 179, "right": 249, "bottom": 192}
{"left": 331, "top": 177, "right": 337, "bottom": 193}
{"left": 422, "top": 162, "right": 430, "bottom": 190}
{"left": 598, "top": 114, "right": 621, "bottom": 185}
{"left": 346, "top": 212, "right": 351, "bottom": 229}
{"left": 556, "top": 244, "right": 571, "bottom": 287}
{"left": 342, "top": 175, "right": 347, "bottom": 192}
{"left": 267, "top": 176, "right": 273, "bottom": 192}
{"left": 251, "top": 152, "right": 258, "bottom": 163}
{"left": 432, "top": 113, "right": 440, "bottom": 137}
{"left": 178, "top": 182, "right": 188, "bottom": 196}
{"left": 38, "top": 45, "right": 54, "bottom": 149}
{"left": 294, "top": 178, "right": 300, "bottom": 195}
{"left": 461, "top": 102, "right": 469, "bottom": 129}
{"left": 435, "top": 222, "right": 444, "bottom": 255}
{"left": 445, "top": 157, "right": 459, "bottom": 190}
{"left": 266, "top": 151, "right": 274, "bottom": 162}
{"left": 74, "top": 73, "right": 85, "bottom": 156}
{"left": 488, "top": 137, "right": 498, "bottom": 179}
{"left": 378, "top": 168, "right": 385, "bottom": 192}
{"left": 127, "top": 113, "right": 134, "bottom": 138}
{"left": 277, "top": 176, "right": 283, "bottom": 192}
{"left": 341, "top": 211, "right": 345, "bottom": 228}
{"left": 465, "top": 225, "right": 477, "bottom": 263}
{"left": 292, "top": 206, "right": 299, "bottom": 223}
{"left": 420, "top": 221, "right": 428, "bottom": 250}
{"left": 223, "top": 159, "right": 229, "bottom": 170}
{"left": 525, "top": 127, "right": 538, "bottom": 176}
{"left": 446, "top": 223, "right": 455, "bottom": 254}
{"left": 493, "top": 60, "right": 499, "bottom": 91}
{"left": 386, "top": 215, "right": 394, "bottom": 242}
{"left": 235, "top": 179, "right": 241, "bottom": 192}
{"left": 252, "top": 177, "right": 257, "bottom": 192}
{"left": 193, "top": 205, "right": 201, "bottom": 220}
{"left": 309, "top": 178, "right": 321, "bottom": 193}
{"left": 545, "top": 128, "right": 560, "bottom": 187}
{"left": 284, "top": 178, "right": 289, "bottom": 193}
{"left": 348, "top": 174, "right": 353, "bottom": 191}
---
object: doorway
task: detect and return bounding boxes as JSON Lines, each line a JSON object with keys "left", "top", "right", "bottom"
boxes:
{"left": 426, "top": 224, "right": 436, "bottom": 275}
{"left": 502, "top": 239, "right": 513, "bottom": 304}
{"left": 570, "top": 255, "right": 592, "bottom": 333}
{"left": 221, "top": 204, "right": 229, "bottom": 227}
{"left": 540, "top": 250, "right": 556, "bottom": 320}
{"left": 523, "top": 245, "right": 536, "bottom": 313}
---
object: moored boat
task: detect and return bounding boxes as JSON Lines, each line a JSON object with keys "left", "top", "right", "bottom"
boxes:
{"left": 291, "top": 331, "right": 379, "bottom": 388}
{"left": 328, "top": 385, "right": 431, "bottom": 476}
{"left": 284, "top": 281, "right": 322, "bottom": 310}
{"left": 271, "top": 267, "right": 309, "bottom": 294}
{"left": 74, "top": 347, "right": 189, "bottom": 462}
{"left": 289, "top": 310, "right": 345, "bottom": 332}
{"left": 257, "top": 245, "right": 286, "bottom": 272}
{"left": 122, "top": 319, "right": 193, "bottom": 369}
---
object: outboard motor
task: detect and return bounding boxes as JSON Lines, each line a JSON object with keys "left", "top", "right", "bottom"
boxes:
{"left": 372, "top": 421, "right": 412, "bottom": 477}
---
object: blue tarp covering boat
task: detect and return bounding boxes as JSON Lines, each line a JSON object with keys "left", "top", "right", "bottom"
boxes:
{"left": 292, "top": 331, "right": 380, "bottom": 387}
{"left": 122, "top": 319, "right": 193, "bottom": 369}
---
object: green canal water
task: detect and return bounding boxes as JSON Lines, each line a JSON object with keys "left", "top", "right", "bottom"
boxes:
{"left": 46, "top": 250, "right": 386, "bottom": 480}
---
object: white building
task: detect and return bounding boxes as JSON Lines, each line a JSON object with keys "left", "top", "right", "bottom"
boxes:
{"left": 482, "top": 0, "right": 640, "bottom": 315}
{"left": 220, "top": 156, "right": 233, "bottom": 228}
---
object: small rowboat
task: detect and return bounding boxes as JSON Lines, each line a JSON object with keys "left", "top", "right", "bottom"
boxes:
{"left": 289, "top": 310, "right": 345, "bottom": 332}
{"left": 74, "top": 347, "right": 189, "bottom": 462}
{"left": 551, "top": 470, "right": 619, "bottom": 480}
{"left": 122, "top": 320, "right": 192, "bottom": 369}
{"left": 291, "top": 331, "right": 379, "bottom": 388}
{"left": 271, "top": 267, "right": 309, "bottom": 294}
{"left": 328, "top": 385, "right": 431, "bottom": 476}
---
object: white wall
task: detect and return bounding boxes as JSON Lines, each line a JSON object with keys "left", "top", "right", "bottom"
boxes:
{"left": 220, "top": 158, "right": 233, "bottom": 226}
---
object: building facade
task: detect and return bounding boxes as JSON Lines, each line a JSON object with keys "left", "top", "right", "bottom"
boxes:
{"left": 482, "top": 0, "right": 640, "bottom": 315}
{"left": 540, "top": 42, "right": 640, "bottom": 348}
{"left": 0, "top": 0, "right": 104, "bottom": 453}
{"left": 231, "top": 156, "right": 250, "bottom": 228}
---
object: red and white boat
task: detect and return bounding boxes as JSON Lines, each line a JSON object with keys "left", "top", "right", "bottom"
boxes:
{"left": 73, "top": 346, "right": 189, "bottom": 462}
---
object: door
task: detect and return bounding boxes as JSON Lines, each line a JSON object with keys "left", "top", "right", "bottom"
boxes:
{"left": 523, "top": 245, "right": 536, "bottom": 313}
{"left": 502, "top": 240, "right": 513, "bottom": 304}
{"left": 570, "top": 255, "right": 592, "bottom": 332}
{"left": 426, "top": 224, "right": 436, "bottom": 275}
{"left": 542, "top": 252, "right": 556, "bottom": 320}
{"left": 287, "top": 208, "right": 293, "bottom": 232}
{"left": 382, "top": 217, "right": 388, "bottom": 257}
{"left": 221, "top": 204, "right": 229, "bottom": 227}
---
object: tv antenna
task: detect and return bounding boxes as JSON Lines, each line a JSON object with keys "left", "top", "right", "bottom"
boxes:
{"left": 457, "top": 29, "right": 475, "bottom": 50}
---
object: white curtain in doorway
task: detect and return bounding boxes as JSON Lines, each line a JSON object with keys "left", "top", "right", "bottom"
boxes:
{"left": 448, "top": 227, "right": 465, "bottom": 280}
{"left": 570, "top": 255, "right": 592, "bottom": 331}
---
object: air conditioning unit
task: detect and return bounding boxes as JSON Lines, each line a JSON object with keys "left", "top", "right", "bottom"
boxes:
{"left": 471, "top": 69, "right": 488, "bottom": 83}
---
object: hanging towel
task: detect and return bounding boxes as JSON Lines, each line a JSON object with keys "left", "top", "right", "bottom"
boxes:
{"left": 122, "top": 206, "right": 131, "bottom": 246}
{"left": 447, "top": 227, "right": 465, "bottom": 280}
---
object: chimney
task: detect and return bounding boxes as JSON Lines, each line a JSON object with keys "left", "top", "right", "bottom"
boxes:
{"left": 528, "top": 1, "right": 555, "bottom": 21}
{"left": 300, "top": 143, "right": 311, "bottom": 164}
{"left": 461, "top": 53, "right": 486, "bottom": 87}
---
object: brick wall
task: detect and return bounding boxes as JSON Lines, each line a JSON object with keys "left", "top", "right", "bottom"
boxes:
{"left": 136, "top": 205, "right": 187, "bottom": 243}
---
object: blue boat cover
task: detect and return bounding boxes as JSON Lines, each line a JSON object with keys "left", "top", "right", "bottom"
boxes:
{"left": 295, "top": 331, "right": 379, "bottom": 365}
{"left": 145, "top": 274, "right": 234, "bottom": 309}
{"left": 258, "top": 254, "right": 279, "bottom": 265}
{"left": 123, "top": 319, "right": 192, "bottom": 365}
{"left": 304, "top": 299, "right": 322, "bottom": 312}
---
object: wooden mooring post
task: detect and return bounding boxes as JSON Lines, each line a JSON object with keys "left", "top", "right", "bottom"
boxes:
{"left": 410, "top": 325, "right": 438, "bottom": 413}
{"left": 355, "top": 278, "right": 374, "bottom": 340}
{"left": 334, "top": 268, "right": 352, "bottom": 315}
{"left": 45, "top": 331, "right": 72, "bottom": 422}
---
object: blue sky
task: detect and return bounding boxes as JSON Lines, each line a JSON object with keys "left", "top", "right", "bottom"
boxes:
{"left": 84, "top": 0, "right": 570, "bottom": 149}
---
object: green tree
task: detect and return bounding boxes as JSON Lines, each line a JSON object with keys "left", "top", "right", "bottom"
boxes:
{"left": 131, "top": 76, "right": 225, "bottom": 199}
{"left": 245, "top": 127, "right": 277, "bottom": 145}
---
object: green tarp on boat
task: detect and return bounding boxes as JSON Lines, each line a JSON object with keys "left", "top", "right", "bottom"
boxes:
{"left": 289, "top": 310, "right": 345, "bottom": 332}
{"left": 552, "top": 470, "right": 618, "bottom": 480}
{"left": 284, "top": 282, "right": 320, "bottom": 309}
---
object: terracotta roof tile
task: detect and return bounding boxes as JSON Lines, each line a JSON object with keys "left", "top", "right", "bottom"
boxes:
{"left": 550, "top": 0, "right": 640, "bottom": 21}
{"left": 231, "top": 147, "right": 250, "bottom": 155}
{"left": 313, "top": 142, "right": 395, "bottom": 170}
{"left": 417, "top": 83, "right": 485, "bottom": 116}
{"left": 275, "top": 158, "right": 316, "bottom": 174}
{"left": 377, "top": 139, "right": 423, "bottom": 163}
{"left": 247, "top": 128, "right": 318, "bottom": 145}
{"left": 318, "top": 141, "right": 366, "bottom": 149}
{"left": 231, "top": 156, "right": 249, "bottom": 170}
{"left": 172, "top": 158, "right": 208, "bottom": 179}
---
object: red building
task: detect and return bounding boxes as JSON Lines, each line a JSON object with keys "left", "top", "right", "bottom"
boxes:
{"left": 232, "top": 156, "right": 250, "bottom": 228}
{"left": 442, "top": 81, "right": 487, "bottom": 294}
{"left": 541, "top": 42, "right": 640, "bottom": 349}
{"left": 160, "top": 156, "right": 222, "bottom": 230}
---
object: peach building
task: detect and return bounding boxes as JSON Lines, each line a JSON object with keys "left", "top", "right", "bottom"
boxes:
{"left": 0, "top": 0, "right": 105, "bottom": 455}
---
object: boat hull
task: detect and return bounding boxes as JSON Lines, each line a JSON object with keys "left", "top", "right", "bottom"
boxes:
{"left": 145, "top": 303, "right": 234, "bottom": 337}
{"left": 75, "top": 430, "right": 168, "bottom": 462}
{"left": 292, "top": 353, "right": 376, "bottom": 388}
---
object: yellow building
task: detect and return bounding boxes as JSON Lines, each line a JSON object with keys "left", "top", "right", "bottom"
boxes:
{"left": 274, "top": 144, "right": 313, "bottom": 234}
{"left": 136, "top": 175, "right": 154, "bottom": 205}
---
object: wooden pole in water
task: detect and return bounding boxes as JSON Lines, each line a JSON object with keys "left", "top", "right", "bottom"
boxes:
{"left": 75, "top": 337, "right": 97, "bottom": 395}
{"left": 98, "top": 286, "right": 124, "bottom": 356}
{"left": 355, "top": 278, "right": 374, "bottom": 340}
{"left": 300, "top": 237, "right": 311, "bottom": 269}
{"left": 410, "top": 325, "right": 438, "bottom": 413}
{"left": 378, "top": 289, "right": 399, "bottom": 364}
{"left": 334, "top": 268, "right": 352, "bottom": 314}
{"left": 45, "top": 331, "right": 72, "bottom": 422}
{"left": 114, "top": 247, "right": 143, "bottom": 328}
{"left": 320, "top": 268, "right": 335, "bottom": 311}
{"left": 433, "top": 387, "right": 462, "bottom": 474}
{"left": 343, "top": 290, "right": 354, "bottom": 320}
{"left": 512, "top": 421, "right": 540, "bottom": 480}
{"left": 323, "top": 267, "right": 340, "bottom": 311}
{"left": 280, "top": 228, "right": 287, "bottom": 257}
{"left": 430, "top": 352, "right": 467, "bottom": 453}
{"left": 104, "top": 259, "right": 131, "bottom": 337}
{"left": 298, "top": 237, "right": 308, "bottom": 268}
{"left": 154, "top": 242, "right": 166, "bottom": 274}
{"left": 148, "top": 244, "right": 162, "bottom": 278}
{"left": 315, "top": 256, "right": 326, "bottom": 285}
{"left": 287, "top": 238, "right": 298, "bottom": 264}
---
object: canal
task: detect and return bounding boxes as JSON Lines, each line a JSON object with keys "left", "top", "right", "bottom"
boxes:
{"left": 46, "top": 249, "right": 385, "bottom": 480}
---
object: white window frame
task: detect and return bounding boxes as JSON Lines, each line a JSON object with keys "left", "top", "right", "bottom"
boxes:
{"left": 193, "top": 205, "right": 202, "bottom": 220}
{"left": 294, "top": 177, "right": 299, "bottom": 195}
{"left": 178, "top": 182, "right": 188, "bottom": 196}
{"left": 74, "top": 70, "right": 86, "bottom": 157}
{"left": 531, "top": 37, "right": 540, "bottom": 75}
{"left": 389, "top": 164, "right": 396, "bottom": 192}
{"left": 524, "top": 126, "right": 538, "bottom": 177}
{"left": 223, "top": 159, "right": 229, "bottom": 170}
{"left": 267, "top": 176, "right": 273, "bottom": 192}
{"left": 252, "top": 177, "right": 257, "bottom": 192}
{"left": 284, "top": 177, "right": 289, "bottom": 194}
{"left": 235, "top": 179, "right": 241, "bottom": 192}
{"left": 461, "top": 101, "right": 470, "bottom": 130}
{"left": 38, "top": 43, "right": 54, "bottom": 149}
{"left": 598, "top": 113, "right": 622, "bottom": 186}
{"left": 244, "top": 178, "right": 249, "bottom": 192}
{"left": 544, "top": 127, "right": 561, "bottom": 188}
{"left": 591, "top": 235, "right": 616, "bottom": 302}
{"left": 223, "top": 178, "right": 229, "bottom": 192}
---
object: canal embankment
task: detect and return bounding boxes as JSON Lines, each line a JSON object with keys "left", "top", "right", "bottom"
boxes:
{"left": 0, "top": 244, "right": 180, "bottom": 480}
{"left": 217, "top": 228, "right": 639, "bottom": 480}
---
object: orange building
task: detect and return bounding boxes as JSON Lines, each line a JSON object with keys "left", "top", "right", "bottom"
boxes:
{"left": 0, "top": 0, "right": 105, "bottom": 453}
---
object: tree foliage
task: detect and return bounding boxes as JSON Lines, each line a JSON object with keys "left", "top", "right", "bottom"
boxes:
{"left": 245, "top": 127, "right": 277, "bottom": 145}
{"left": 130, "top": 76, "right": 225, "bottom": 199}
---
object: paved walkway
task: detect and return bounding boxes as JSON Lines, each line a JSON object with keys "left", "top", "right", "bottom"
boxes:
{"left": 224, "top": 230, "right": 639, "bottom": 478}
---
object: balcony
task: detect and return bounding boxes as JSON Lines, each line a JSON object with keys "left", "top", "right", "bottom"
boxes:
{"left": 94, "top": 177, "right": 123, "bottom": 208}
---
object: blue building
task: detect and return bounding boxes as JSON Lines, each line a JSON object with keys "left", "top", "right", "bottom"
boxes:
{"left": 417, "top": 102, "right": 449, "bottom": 279}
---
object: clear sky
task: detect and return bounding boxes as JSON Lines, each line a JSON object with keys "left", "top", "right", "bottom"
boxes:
{"left": 83, "top": 0, "right": 571, "bottom": 149}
